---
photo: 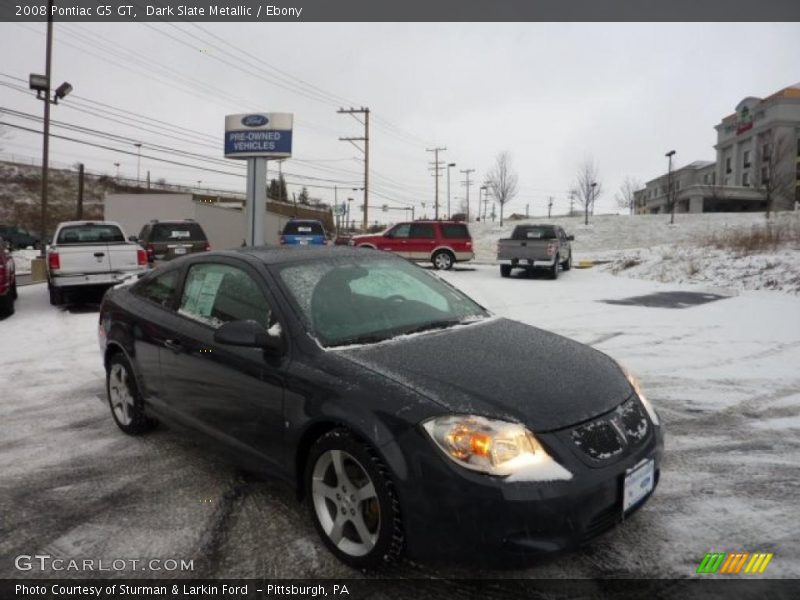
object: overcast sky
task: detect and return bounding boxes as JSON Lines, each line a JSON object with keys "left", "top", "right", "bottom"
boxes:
{"left": 1, "top": 22, "right": 799, "bottom": 221}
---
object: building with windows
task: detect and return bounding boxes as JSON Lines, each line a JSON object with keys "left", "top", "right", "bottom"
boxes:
{"left": 635, "top": 83, "right": 800, "bottom": 214}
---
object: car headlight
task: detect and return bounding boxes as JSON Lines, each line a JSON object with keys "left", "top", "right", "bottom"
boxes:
{"left": 421, "top": 415, "right": 571, "bottom": 481}
{"left": 620, "top": 365, "right": 660, "bottom": 426}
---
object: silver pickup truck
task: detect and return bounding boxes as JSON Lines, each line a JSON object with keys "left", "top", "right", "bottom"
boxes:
{"left": 497, "top": 224, "right": 574, "bottom": 279}
{"left": 47, "top": 221, "right": 148, "bottom": 305}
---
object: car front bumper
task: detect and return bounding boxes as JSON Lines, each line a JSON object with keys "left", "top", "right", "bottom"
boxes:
{"left": 393, "top": 423, "right": 664, "bottom": 562}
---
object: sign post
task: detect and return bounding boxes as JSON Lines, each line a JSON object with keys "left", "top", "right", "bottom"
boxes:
{"left": 224, "top": 113, "right": 293, "bottom": 246}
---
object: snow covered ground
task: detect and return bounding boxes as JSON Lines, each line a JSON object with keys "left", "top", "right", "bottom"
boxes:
{"left": 469, "top": 211, "right": 800, "bottom": 294}
{"left": 9, "top": 248, "right": 38, "bottom": 275}
{"left": 1, "top": 264, "right": 799, "bottom": 580}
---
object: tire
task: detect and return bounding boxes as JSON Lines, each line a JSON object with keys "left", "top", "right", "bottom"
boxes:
{"left": 562, "top": 253, "right": 572, "bottom": 271}
{"left": 306, "top": 428, "right": 404, "bottom": 569}
{"left": 500, "top": 264, "right": 511, "bottom": 278}
{"left": 549, "top": 255, "right": 559, "bottom": 280}
{"left": 48, "top": 284, "right": 64, "bottom": 306}
{"left": 432, "top": 249, "right": 454, "bottom": 271}
{"left": 106, "top": 352, "right": 155, "bottom": 435}
{"left": 11, "top": 280, "right": 17, "bottom": 300}
{"left": 0, "top": 291, "right": 14, "bottom": 317}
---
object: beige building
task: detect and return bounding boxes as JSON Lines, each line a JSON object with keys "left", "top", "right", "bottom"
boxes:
{"left": 635, "top": 83, "right": 800, "bottom": 214}
{"left": 104, "top": 192, "right": 333, "bottom": 249}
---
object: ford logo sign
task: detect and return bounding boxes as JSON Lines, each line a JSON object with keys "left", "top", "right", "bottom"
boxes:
{"left": 241, "top": 114, "right": 269, "bottom": 127}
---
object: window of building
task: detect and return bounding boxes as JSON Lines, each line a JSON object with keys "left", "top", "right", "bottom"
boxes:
{"left": 675, "top": 181, "right": 681, "bottom": 191}
{"left": 725, "top": 157, "right": 732, "bottom": 174}
{"left": 703, "top": 174, "right": 709, "bottom": 184}
{"left": 763, "top": 143, "right": 772, "bottom": 161}
{"left": 761, "top": 166, "right": 769, "bottom": 185}
{"left": 742, "top": 172, "right": 750, "bottom": 187}
{"left": 743, "top": 150, "right": 751, "bottom": 168}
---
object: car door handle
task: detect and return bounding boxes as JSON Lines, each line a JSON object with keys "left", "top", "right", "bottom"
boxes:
{"left": 164, "top": 339, "right": 183, "bottom": 353}
{"left": 94, "top": 252, "right": 105, "bottom": 257}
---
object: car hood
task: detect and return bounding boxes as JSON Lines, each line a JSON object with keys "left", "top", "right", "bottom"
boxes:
{"left": 336, "top": 318, "right": 632, "bottom": 432}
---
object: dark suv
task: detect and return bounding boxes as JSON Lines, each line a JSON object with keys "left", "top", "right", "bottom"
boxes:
{"left": 137, "top": 220, "right": 210, "bottom": 263}
{"left": 0, "top": 225, "right": 40, "bottom": 250}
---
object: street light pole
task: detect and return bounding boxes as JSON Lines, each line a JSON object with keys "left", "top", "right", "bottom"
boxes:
{"left": 665, "top": 149, "right": 676, "bottom": 225}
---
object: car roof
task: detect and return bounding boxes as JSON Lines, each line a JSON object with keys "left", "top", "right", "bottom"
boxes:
{"left": 233, "top": 244, "right": 381, "bottom": 266}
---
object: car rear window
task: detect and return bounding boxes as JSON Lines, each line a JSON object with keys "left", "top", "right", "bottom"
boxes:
{"left": 441, "top": 224, "right": 470, "bottom": 239}
{"left": 513, "top": 226, "right": 557, "bottom": 240}
{"left": 57, "top": 224, "right": 125, "bottom": 244}
{"left": 150, "top": 223, "right": 207, "bottom": 242}
{"left": 283, "top": 221, "right": 325, "bottom": 236}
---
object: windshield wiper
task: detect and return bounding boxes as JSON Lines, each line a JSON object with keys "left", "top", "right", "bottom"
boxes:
{"left": 327, "top": 333, "right": 394, "bottom": 348}
{"left": 399, "top": 318, "right": 465, "bottom": 336}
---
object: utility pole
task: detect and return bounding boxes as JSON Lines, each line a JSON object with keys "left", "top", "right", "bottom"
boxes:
{"left": 426, "top": 146, "right": 446, "bottom": 219}
{"left": 460, "top": 168, "right": 475, "bottom": 221}
{"left": 548, "top": 196, "right": 553, "bottom": 219}
{"left": 76, "top": 163, "right": 84, "bottom": 219}
{"left": 446, "top": 162, "right": 456, "bottom": 219}
{"left": 526, "top": 203, "right": 529, "bottom": 218}
{"left": 569, "top": 191, "right": 575, "bottom": 216}
{"left": 114, "top": 162, "right": 120, "bottom": 181}
{"left": 338, "top": 107, "right": 370, "bottom": 230}
{"left": 134, "top": 143, "right": 142, "bottom": 185}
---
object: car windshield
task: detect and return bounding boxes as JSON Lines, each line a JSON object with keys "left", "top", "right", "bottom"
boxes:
{"left": 283, "top": 221, "right": 325, "bottom": 236}
{"left": 276, "top": 256, "right": 489, "bottom": 347}
{"left": 56, "top": 224, "right": 125, "bottom": 244}
{"left": 151, "top": 223, "right": 207, "bottom": 242}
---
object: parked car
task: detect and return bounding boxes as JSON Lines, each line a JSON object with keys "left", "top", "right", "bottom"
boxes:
{"left": 279, "top": 219, "right": 328, "bottom": 245}
{"left": 98, "top": 246, "right": 663, "bottom": 568}
{"left": 136, "top": 219, "right": 210, "bottom": 263}
{"left": 0, "top": 235, "right": 17, "bottom": 317}
{"left": 497, "top": 224, "right": 574, "bottom": 279}
{"left": 0, "top": 225, "right": 40, "bottom": 250}
{"left": 350, "top": 220, "right": 474, "bottom": 270}
{"left": 47, "top": 221, "right": 148, "bottom": 306}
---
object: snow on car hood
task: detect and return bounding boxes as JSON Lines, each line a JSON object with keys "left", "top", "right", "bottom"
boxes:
{"left": 338, "top": 317, "right": 633, "bottom": 432}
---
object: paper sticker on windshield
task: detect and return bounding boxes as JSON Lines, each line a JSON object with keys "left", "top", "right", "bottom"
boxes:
{"left": 182, "top": 271, "right": 224, "bottom": 318}
{"left": 171, "top": 230, "right": 191, "bottom": 239}
{"left": 298, "top": 226, "right": 313, "bottom": 233}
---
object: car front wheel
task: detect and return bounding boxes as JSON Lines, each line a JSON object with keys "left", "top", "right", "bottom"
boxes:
{"left": 306, "top": 429, "right": 404, "bottom": 568}
{"left": 562, "top": 253, "right": 572, "bottom": 271}
{"left": 549, "top": 255, "right": 559, "bottom": 279}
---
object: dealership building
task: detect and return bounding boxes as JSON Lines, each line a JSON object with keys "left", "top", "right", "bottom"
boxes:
{"left": 635, "top": 83, "right": 800, "bottom": 214}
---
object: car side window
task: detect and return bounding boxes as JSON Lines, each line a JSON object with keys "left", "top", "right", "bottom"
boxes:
{"left": 134, "top": 269, "right": 180, "bottom": 308}
{"left": 409, "top": 223, "right": 436, "bottom": 239}
{"left": 179, "top": 263, "right": 272, "bottom": 330}
{"left": 387, "top": 224, "right": 411, "bottom": 239}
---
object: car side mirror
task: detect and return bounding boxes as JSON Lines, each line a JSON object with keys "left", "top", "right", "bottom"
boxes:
{"left": 128, "top": 235, "right": 138, "bottom": 242}
{"left": 214, "top": 320, "right": 283, "bottom": 352}
{"left": 567, "top": 235, "right": 575, "bottom": 241}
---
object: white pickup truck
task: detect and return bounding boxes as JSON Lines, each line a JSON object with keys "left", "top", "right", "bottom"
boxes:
{"left": 47, "top": 221, "right": 148, "bottom": 306}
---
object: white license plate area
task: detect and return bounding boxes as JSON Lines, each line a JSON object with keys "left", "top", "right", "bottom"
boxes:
{"left": 298, "top": 239, "right": 309, "bottom": 245}
{"left": 174, "top": 247, "right": 187, "bottom": 255}
{"left": 623, "top": 459, "right": 654, "bottom": 513}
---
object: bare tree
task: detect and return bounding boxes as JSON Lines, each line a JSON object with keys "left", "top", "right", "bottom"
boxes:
{"left": 486, "top": 152, "right": 518, "bottom": 227}
{"left": 574, "top": 157, "right": 601, "bottom": 225}
{"left": 753, "top": 130, "right": 794, "bottom": 218}
{"left": 615, "top": 176, "right": 642, "bottom": 214}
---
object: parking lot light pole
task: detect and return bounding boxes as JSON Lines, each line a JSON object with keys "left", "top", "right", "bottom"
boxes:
{"left": 665, "top": 149, "right": 676, "bottom": 225}
{"left": 134, "top": 143, "right": 142, "bottom": 185}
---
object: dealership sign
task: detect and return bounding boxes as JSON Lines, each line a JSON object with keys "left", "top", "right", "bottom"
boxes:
{"left": 224, "top": 113, "right": 293, "bottom": 159}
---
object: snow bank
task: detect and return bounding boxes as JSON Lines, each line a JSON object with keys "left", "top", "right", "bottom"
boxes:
{"left": 11, "top": 249, "right": 39, "bottom": 275}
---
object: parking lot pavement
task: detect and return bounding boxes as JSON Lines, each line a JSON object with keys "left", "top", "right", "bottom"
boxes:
{"left": 1, "top": 268, "right": 799, "bottom": 580}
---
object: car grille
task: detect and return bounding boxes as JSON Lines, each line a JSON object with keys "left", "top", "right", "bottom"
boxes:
{"left": 571, "top": 397, "right": 649, "bottom": 461}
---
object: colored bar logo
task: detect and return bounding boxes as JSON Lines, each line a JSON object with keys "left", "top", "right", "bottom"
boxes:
{"left": 697, "top": 552, "right": 773, "bottom": 574}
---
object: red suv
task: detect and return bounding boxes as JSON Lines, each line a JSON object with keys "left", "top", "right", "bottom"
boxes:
{"left": 0, "top": 235, "right": 17, "bottom": 317}
{"left": 350, "top": 221, "right": 473, "bottom": 270}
